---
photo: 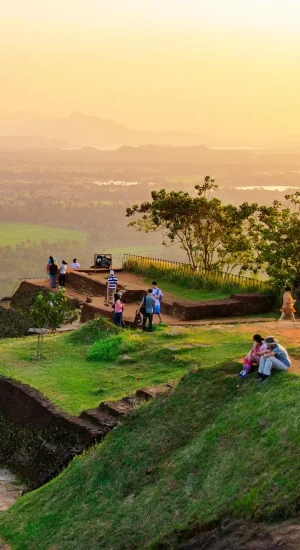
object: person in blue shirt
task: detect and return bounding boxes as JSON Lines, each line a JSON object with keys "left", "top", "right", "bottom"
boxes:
{"left": 139, "top": 289, "right": 156, "bottom": 332}
{"left": 152, "top": 281, "right": 163, "bottom": 324}
{"left": 256, "top": 336, "right": 291, "bottom": 383}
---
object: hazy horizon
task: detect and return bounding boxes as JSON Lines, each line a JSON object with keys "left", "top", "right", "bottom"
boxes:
{"left": 2, "top": 0, "right": 300, "bottom": 145}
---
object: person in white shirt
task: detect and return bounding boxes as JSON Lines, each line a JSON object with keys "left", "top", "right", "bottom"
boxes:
{"left": 152, "top": 281, "right": 163, "bottom": 324}
{"left": 59, "top": 260, "right": 68, "bottom": 287}
{"left": 71, "top": 258, "right": 80, "bottom": 269}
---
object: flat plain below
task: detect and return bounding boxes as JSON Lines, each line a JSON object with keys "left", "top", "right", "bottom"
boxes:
{"left": 0, "top": 223, "right": 87, "bottom": 247}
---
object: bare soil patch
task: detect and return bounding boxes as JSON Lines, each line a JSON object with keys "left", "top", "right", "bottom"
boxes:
{"left": 178, "top": 520, "right": 300, "bottom": 549}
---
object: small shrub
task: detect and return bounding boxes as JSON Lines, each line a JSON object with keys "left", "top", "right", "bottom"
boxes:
{"left": 68, "top": 317, "right": 121, "bottom": 345}
{"left": 88, "top": 333, "right": 142, "bottom": 362}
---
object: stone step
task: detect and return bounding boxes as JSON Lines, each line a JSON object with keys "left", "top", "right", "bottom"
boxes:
{"left": 79, "top": 409, "right": 118, "bottom": 433}
{"left": 122, "top": 394, "right": 144, "bottom": 407}
{"left": 99, "top": 399, "right": 134, "bottom": 418}
{"left": 135, "top": 383, "right": 173, "bottom": 401}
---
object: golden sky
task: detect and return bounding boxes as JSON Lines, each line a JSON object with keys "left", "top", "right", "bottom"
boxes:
{"left": 1, "top": 0, "right": 300, "bottom": 139}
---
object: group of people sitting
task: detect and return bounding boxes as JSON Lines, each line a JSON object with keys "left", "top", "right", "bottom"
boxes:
{"left": 47, "top": 256, "right": 80, "bottom": 288}
{"left": 238, "top": 334, "right": 291, "bottom": 383}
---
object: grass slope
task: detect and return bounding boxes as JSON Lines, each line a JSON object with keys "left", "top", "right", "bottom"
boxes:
{"left": 1, "top": 362, "right": 300, "bottom": 549}
{"left": 0, "top": 324, "right": 249, "bottom": 415}
{"left": 0, "top": 222, "right": 87, "bottom": 247}
{"left": 145, "top": 278, "right": 231, "bottom": 301}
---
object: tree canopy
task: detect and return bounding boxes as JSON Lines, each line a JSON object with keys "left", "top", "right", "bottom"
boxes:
{"left": 127, "top": 176, "right": 257, "bottom": 273}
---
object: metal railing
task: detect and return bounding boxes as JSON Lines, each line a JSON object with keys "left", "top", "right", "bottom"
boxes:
{"left": 122, "top": 254, "right": 269, "bottom": 291}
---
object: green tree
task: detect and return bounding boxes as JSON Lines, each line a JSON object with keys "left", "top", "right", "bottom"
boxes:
{"left": 251, "top": 192, "right": 300, "bottom": 289}
{"left": 30, "top": 289, "right": 78, "bottom": 359}
{"left": 126, "top": 176, "right": 256, "bottom": 273}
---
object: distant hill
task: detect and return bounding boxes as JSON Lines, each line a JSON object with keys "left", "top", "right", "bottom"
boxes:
{"left": 0, "top": 136, "right": 70, "bottom": 150}
{"left": 65, "top": 143, "right": 250, "bottom": 165}
{"left": 13, "top": 111, "right": 214, "bottom": 148}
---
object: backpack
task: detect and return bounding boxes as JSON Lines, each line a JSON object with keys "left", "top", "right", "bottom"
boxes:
{"left": 134, "top": 310, "right": 143, "bottom": 325}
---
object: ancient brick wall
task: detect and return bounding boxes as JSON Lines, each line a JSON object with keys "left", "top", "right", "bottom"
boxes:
{"left": 160, "top": 293, "right": 275, "bottom": 320}
{"left": 0, "top": 376, "right": 101, "bottom": 488}
{"left": 66, "top": 271, "right": 125, "bottom": 296}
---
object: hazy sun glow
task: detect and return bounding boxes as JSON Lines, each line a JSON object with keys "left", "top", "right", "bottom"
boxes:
{"left": 1, "top": 0, "right": 300, "bottom": 141}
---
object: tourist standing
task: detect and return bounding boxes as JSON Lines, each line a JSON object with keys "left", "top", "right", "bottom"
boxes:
{"left": 59, "top": 260, "right": 68, "bottom": 287}
{"left": 140, "top": 289, "right": 156, "bottom": 331}
{"left": 113, "top": 293, "right": 124, "bottom": 327}
{"left": 256, "top": 336, "right": 291, "bottom": 383}
{"left": 46, "top": 256, "right": 57, "bottom": 279}
{"left": 280, "top": 286, "right": 296, "bottom": 321}
{"left": 152, "top": 281, "right": 163, "bottom": 324}
{"left": 48, "top": 258, "right": 58, "bottom": 288}
{"left": 105, "top": 270, "right": 118, "bottom": 306}
{"left": 71, "top": 258, "right": 80, "bottom": 269}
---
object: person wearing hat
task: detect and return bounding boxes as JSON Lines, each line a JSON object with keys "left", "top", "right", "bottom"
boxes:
{"left": 105, "top": 269, "right": 118, "bottom": 306}
{"left": 256, "top": 336, "right": 291, "bottom": 383}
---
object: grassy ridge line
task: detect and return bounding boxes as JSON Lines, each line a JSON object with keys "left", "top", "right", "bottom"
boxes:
{"left": 1, "top": 363, "right": 300, "bottom": 549}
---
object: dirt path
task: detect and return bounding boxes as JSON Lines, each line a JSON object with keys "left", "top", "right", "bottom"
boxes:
{"left": 0, "top": 469, "right": 23, "bottom": 512}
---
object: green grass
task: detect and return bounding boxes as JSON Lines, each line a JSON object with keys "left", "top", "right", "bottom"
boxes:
{"left": 0, "top": 223, "right": 87, "bottom": 247}
{"left": 124, "top": 257, "right": 269, "bottom": 297}
{"left": 148, "top": 279, "right": 231, "bottom": 301}
{"left": 0, "top": 322, "right": 250, "bottom": 416}
{"left": 1, "top": 359, "right": 300, "bottom": 549}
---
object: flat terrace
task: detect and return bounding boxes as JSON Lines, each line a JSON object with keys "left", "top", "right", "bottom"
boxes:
{"left": 10, "top": 268, "right": 276, "bottom": 326}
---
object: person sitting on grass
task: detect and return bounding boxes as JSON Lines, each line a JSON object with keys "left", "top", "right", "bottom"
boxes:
{"left": 238, "top": 334, "right": 267, "bottom": 378}
{"left": 139, "top": 289, "right": 156, "bottom": 332}
{"left": 256, "top": 336, "right": 291, "bottom": 384}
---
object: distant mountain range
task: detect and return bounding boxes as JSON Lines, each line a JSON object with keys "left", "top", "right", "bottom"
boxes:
{"left": 0, "top": 111, "right": 216, "bottom": 149}
{"left": 0, "top": 136, "right": 70, "bottom": 150}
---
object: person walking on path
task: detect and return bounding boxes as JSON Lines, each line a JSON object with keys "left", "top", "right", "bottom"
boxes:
{"left": 279, "top": 285, "right": 296, "bottom": 321}
{"left": 238, "top": 334, "right": 267, "bottom": 378}
{"left": 113, "top": 293, "right": 124, "bottom": 327}
{"left": 152, "top": 281, "right": 163, "bottom": 324}
{"left": 140, "top": 289, "right": 156, "bottom": 332}
{"left": 105, "top": 270, "right": 118, "bottom": 306}
{"left": 48, "top": 258, "right": 58, "bottom": 289}
{"left": 256, "top": 336, "right": 291, "bottom": 383}
{"left": 71, "top": 258, "right": 80, "bottom": 269}
{"left": 59, "top": 260, "right": 68, "bottom": 288}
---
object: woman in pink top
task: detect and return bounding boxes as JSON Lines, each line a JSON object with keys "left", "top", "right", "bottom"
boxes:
{"left": 238, "top": 334, "right": 267, "bottom": 378}
{"left": 113, "top": 293, "right": 124, "bottom": 327}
